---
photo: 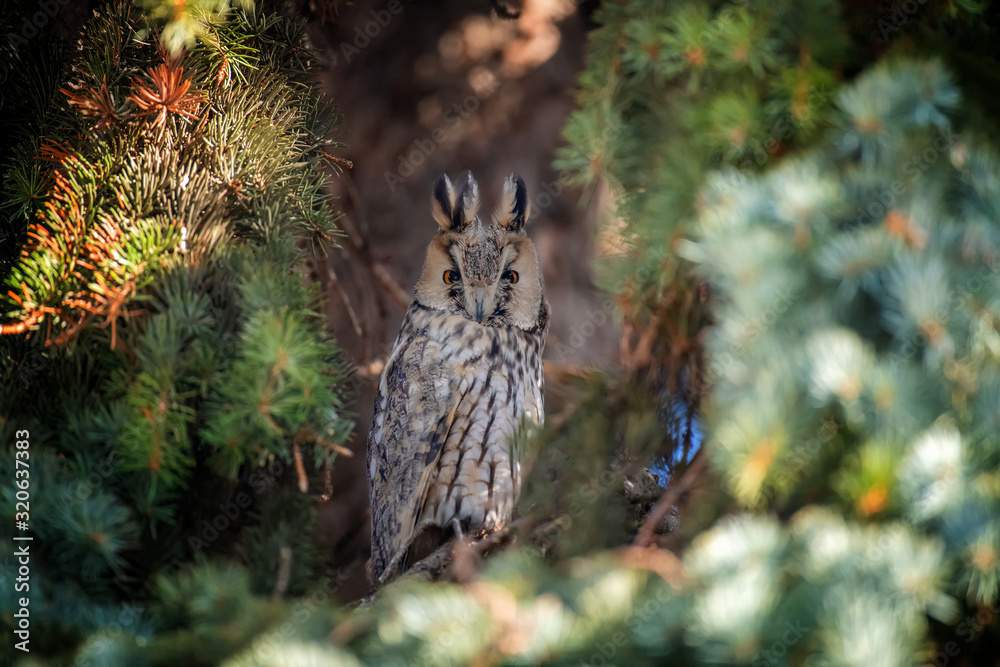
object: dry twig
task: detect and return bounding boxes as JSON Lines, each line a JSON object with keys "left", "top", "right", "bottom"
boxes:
{"left": 327, "top": 263, "right": 364, "bottom": 339}
{"left": 634, "top": 452, "right": 707, "bottom": 548}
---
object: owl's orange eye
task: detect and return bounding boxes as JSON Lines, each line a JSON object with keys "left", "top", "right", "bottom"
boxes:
{"left": 443, "top": 269, "right": 460, "bottom": 284}
{"left": 502, "top": 269, "right": 519, "bottom": 284}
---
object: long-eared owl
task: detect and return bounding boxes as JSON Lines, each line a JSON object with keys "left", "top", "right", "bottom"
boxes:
{"left": 367, "top": 171, "right": 549, "bottom": 584}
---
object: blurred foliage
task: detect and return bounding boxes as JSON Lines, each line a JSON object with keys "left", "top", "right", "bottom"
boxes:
{"left": 137, "top": 0, "right": 256, "bottom": 56}
{"left": 680, "top": 56, "right": 1000, "bottom": 663}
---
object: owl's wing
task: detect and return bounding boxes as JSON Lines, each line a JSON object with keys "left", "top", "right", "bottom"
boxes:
{"left": 367, "top": 315, "right": 459, "bottom": 584}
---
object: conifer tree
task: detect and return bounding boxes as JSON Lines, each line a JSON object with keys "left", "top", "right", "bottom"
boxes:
{"left": 1, "top": 1, "right": 352, "bottom": 663}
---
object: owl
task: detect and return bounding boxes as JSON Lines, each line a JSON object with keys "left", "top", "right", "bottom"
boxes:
{"left": 367, "top": 171, "right": 549, "bottom": 584}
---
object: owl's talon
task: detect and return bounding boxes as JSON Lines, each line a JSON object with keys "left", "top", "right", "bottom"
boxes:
{"left": 450, "top": 517, "right": 465, "bottom": 541}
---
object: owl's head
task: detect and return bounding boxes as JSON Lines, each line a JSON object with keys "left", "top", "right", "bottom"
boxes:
{"left": 415, "top": 171, "right": 545, "bottom": 330}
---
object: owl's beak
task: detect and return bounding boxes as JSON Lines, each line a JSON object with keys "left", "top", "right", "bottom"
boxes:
{"left": 472, "top": 287, "right": 487, "bottom": 322}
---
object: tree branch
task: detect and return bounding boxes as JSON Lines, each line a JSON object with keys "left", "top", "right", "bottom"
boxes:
{"left": 633, "top": 452, "right": 707, "bottom": 548}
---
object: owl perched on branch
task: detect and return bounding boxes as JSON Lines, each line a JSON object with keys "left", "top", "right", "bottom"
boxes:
{"left": 367, "top": 171, "right": 549, "bottom": 584}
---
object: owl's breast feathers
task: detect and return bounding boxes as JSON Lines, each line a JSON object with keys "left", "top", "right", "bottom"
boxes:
{"left": 367, "top": 301, "right": 548, "bottom": 583}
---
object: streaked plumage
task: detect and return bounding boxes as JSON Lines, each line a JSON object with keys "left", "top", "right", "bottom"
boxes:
{"left": 367, "top": 171, "right": 549, "bottom": 584}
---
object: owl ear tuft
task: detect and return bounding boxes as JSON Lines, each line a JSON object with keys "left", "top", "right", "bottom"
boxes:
{"left": 431, "top": 174, "right": 456, "bottom": 231}
{"left": 492, "top": 173, "right": 529, "bottom": 232}
{"left": 445, "top": 170, "right": 479, "bottom": 232}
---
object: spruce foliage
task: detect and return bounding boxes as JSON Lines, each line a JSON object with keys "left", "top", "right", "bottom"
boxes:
{"left": 1, "top": 1, "right": 351, "bottom": 663}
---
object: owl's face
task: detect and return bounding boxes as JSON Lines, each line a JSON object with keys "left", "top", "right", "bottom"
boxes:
{"left": 414, "top": 172, "right": 545, "bottom": 331}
